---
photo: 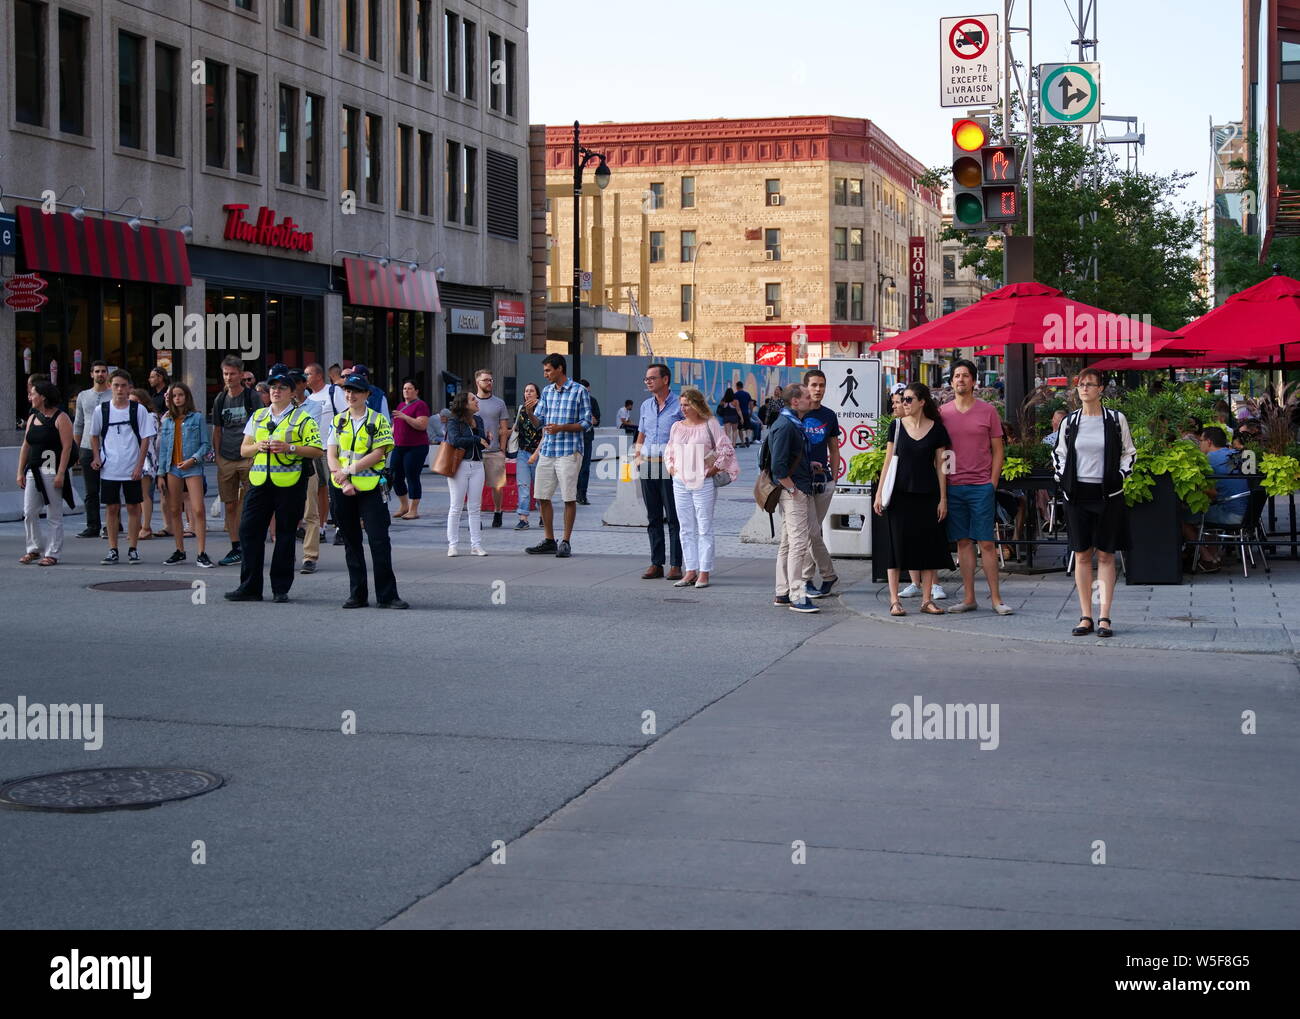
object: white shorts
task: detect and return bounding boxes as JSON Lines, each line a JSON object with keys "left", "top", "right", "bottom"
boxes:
{"left": 533, "top": 452, "right": 581, "bottom": 503}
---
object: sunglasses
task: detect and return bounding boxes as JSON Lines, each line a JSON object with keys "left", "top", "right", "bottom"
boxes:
{"left": 901, "top": 396, "right": 917, "bottom": 404}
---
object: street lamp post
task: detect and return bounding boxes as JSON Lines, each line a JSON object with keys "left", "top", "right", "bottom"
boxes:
{"left": 572, "top": 121, "right": 610, "bottom": 383}
{"left": 877, "top": 269, "right": 897, "bottom": 378}
{"left": 677, "top": 240, "right": 712, "bottom": 350}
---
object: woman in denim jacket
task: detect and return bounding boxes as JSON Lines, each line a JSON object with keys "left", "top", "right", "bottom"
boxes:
{"left": 158, "top": 382, "right": 213, "bottom": 568}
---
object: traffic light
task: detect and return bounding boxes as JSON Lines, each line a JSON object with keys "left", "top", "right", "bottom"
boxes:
{"left": 950, "top": 117, "right": 1021, "bottom": 228}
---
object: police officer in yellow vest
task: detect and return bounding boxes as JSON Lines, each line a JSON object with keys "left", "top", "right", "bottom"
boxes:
{"left": 328, "top": 373, "right": 407, "bottom": 609}
{"left": 225, "top": 364, "right": 323, "bottom": 604}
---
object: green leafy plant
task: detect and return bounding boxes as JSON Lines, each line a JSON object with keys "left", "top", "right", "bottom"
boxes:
{"left": 1260, "top": 453, "right": 1300, "bottom": 497}
{"left": 1123, "top": 438, "right": 1214, "bottom": 512}
{"left": 1001, "top": 457, "right": 1031, "bottom": 481}
{"left": 847, "top": 448, "right": 886, "bottom": 484}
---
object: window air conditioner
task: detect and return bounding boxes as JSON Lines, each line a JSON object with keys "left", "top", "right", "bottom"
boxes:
{"left": 763, "top": 249, "right": 774, "bottom": 260}
{"left": 765, "top": 305, "right": 776, "bottom": 317}
{"left": 768, "top": 193, "right": 782, "bottom": 206}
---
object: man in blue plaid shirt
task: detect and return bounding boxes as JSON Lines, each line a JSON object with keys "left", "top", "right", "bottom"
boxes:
{"left": 524, "top": 353, "right": 592, "bottom": 558}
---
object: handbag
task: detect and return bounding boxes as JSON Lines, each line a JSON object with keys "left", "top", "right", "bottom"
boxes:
{"left": 506, "top": 424, "right": 520, "bottom": 456}
{"left": 879, "top": 451, "right": 898, "bottom": 507}
{"left": 705, "top": 420, "right": 733, "bottom": 488}
{"left": 431, "top": 439, "right": 465, "bottom": 477}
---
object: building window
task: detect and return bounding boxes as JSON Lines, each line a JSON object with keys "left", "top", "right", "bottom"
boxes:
{"left": 851, "top": 282, "right": 864, "bottom": 321}
{"left": 943, "top": 297, "right": 956, "bottom": 315}
{"left": 485, "top": 149, "right": 518, "bottom": 239}
{"left": 764, "top": 228, "right": 781, "bottom": 261}
{"left": 342, "top": 0, "right": 359, "bottom": 53}
{"left": 445, "top": 139, "right": 460, "bottom": 221}
{"left": 58, "top": 11, "right": 87, "bottom": 135}
{"left": 833, "top": 227, "right": 847, "bottom": 261}
{"left": 649, "top": 182, "right": 664, "bottom": 209}
{"left": 444, "top": 11, "right": 458, "bottom": 93}
{"left": 833, "top": 178, "right": 847, "bottom": 205}
{"left": 15, "top": 1, "right": 45, "bottom": 126}
{"left": 765, "top": 178, "right": 782, "bottom": 205}
{"left": 418, "top": 129, "right": 432, "bottom": 215}
{"left": 680, "top": 284, "right": 693, "bottom": 323}
{"left": 680, "top": 230, "right": 697, "bottom": 263}
{"left": 765, "top": 283, "right": 781, "bottom": 319}
{"left": 850, "top": 228, "right": 863, "bottom": 261}
{"left": 341, "top": 104, "right": 360, "bottom": 194}
{"left": 834, "top": 282, "right": 848, "bottom": 320}
{"left": 364, "top": 112, "right": 382, "bottom": 204}
{"left": 649, "top": 231, "right": 664, "bottom": 263}
{"left": 416, "top": 1, "right": 432, "bottom": 81}
{"left": 943, "top": 255, "right": 956, "bottom": 281}
{"left": 278, "top": 84, "right": 298, "bottom": 185}
{"left": 118, "top": 31, "right": 144, "bottom": 150}
{"left": 235, "top": 0, "right": 254, "bottom": 10}
{"left": 488, "top": 32, "right": 502, "bottom": 109}
{"left": 304, "top": 92, "right": 323, "bottom": 190}
{"left": 307, "top": 0, "right": 322, "bottom": 37}
{"left": 205, "top": 61, "right": 228, "bottom": 168}
{"left": 398, "top": 0, "right": 412, "bottom": 74}
{"left": 1284, "top": 40, "right": 1300, "bottom": 81}
{"left": 236, "top": 70, "right": 257, "bottom": 176}
{"left": 153, "top": 43, "right": 179, "bottom": 156}
{"left": 462, "top": 144, "right": 477, "bottom": 226}
{"left": 365, "top": 0, "right": 381, "bottom": 61}
{"left": 461, "top": 18, "right": 476, "bottom": 101}
{"left": 397, "top": 124, "right": 412, "bottom": 211}
{"left": 681, "top": 176, "right": 696, "bottom": 209}
{"left": 849, "top": 178, "right": 864, "bottom": 206}
{"left": 280, "top": 0, "right": 296, "bottom": 27}
{"left": 504, "top": 40, "right": 516, "bottom": 116}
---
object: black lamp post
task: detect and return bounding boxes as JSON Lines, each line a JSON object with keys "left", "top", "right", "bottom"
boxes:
{"left": 572, "top": 121, "right": 610, "bottom": 383}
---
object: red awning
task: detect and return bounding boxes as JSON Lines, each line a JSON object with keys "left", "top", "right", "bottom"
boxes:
{"left": 344, "top": 258, "right": 442, "bottom": 312}
{"left": 16, "top": 206, "right": 191, "bottom": 286}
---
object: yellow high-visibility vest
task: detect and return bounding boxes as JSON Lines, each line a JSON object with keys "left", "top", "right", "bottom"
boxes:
{"left": 248, "top": 407, "right": 318, "bottom": 487}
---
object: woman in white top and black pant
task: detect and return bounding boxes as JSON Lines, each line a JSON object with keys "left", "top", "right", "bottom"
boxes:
{"left": 1052, "top": 367, "right": 1137, "bottom": 638}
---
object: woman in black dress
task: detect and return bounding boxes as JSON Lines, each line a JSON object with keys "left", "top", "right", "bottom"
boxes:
{"left": 873, "top": 383, "right": 953, "bottom": 616}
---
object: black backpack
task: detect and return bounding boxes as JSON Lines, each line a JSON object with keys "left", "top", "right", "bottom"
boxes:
{"left": 100, "top": 400, "right": 144, "bottom": 445}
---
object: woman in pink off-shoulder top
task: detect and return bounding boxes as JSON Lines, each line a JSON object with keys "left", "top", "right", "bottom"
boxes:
{"left": 663, "top": 386, "right": 739, "bottom": 589}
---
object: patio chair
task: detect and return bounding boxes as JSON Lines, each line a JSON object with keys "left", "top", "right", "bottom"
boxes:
{"left": 1193, "top": 487, "right": 1270, "bottom": 580}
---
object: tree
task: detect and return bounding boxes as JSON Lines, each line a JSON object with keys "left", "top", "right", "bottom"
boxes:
{"left": 940, "top": 126, "right": 1206, "bottom": 329}
{"left": 1214, "top": 127, "right": 1300, "bottom": 294}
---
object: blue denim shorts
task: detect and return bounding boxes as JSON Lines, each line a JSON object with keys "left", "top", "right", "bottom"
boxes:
{"left": 946, "top": 483, "right": 996, "bottom": 542}
{"left": 166, "top": 463, "right": 205, "bottom": 480}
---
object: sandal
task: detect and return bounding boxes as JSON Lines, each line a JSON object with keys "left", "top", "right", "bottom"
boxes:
{"left": 155, "top": 529, "right": 172, "bottom": 538}
{"left": 890, "top": 601, "right": 907, "bottom": 616}
{"left": 37, "top": 556, "right": 57, "bottom": 566}
{"left": 18, "top": 552, "right": 40, "bottom": 564}
{"left": 1097, "top": 617, "right": 1114, "bottom": 638}
{"left": 1072, "top": 616, "right": 1094, "bottom": 636}
{"left": 183, "top": 530, "right": 196, "bottom": 539}
{"left": 921, "top": 601, "right": 946, "bottom": 615}
{"left": 137, "top": 530, "right": 154, "bottom": 540}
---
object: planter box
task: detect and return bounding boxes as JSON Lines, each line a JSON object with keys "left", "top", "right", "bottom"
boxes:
{"left": 1125, "top": 473, "right": 1183, "bottom": 585}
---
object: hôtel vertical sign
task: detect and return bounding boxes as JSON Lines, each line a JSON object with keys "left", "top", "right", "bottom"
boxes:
{"left": 909, "top": 236, "right": 928, "bottom": 328}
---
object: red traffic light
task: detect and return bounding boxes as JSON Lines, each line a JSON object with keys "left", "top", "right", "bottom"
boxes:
{"left": 952, "top": 118, "right": 987, "bottom": 152}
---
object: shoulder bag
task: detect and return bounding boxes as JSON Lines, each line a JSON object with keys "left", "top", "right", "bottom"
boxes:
{"left": 705, "top": 419, "right": 733, "bottom": 488}
{"left": 431, "top": 425, "right": 466, "bottom": 477}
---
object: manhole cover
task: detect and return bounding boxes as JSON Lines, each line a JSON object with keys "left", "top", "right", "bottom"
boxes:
{"left": 0, "top": 767, "right": 223, "bottom": 812}
{"left": 89, "top": 580, "right": 195, "bottom": 593}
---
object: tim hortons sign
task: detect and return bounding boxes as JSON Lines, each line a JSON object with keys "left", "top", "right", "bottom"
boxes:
{"left": 222, "top": 204, "right": 314, "bottom": 253}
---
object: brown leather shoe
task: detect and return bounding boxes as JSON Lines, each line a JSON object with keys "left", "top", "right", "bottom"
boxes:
{"left": 665, "top": 567, "right": 684, "bottom": 581}
{"left": 641, "top": 565, "right": 665, "bottom": 579}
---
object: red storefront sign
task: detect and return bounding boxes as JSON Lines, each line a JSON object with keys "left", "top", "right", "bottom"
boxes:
{"left": 5, "top": 291, "right": 48, "bottom": 311}
{"left": 5, "top": 272, "right": 48, "bottom": 294}
{"left": 495, "top": 298, "right": 526, "bottom": 340}
{"left": 222, "top": 204, "right": 314, "bottom": 253}
{"left": 909, "top": 235, "right": 927, "bottom": 329}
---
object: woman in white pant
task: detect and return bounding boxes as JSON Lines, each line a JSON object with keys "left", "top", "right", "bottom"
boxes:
{"left": 17, "top": 380, "right": 75, "bottom": 566}
{"left": 664, "top": 387, "right": 739, "bottom": 588}
{"left": 444, "top": 391, "right": 489, "bottom": 556}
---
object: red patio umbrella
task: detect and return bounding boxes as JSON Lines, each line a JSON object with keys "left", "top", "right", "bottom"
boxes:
{"left": 1087, "top": 353, "right": 1236, "bottom": 372}
{"left": 876, "top": 281, "right": 1183, "bottom": 356}
{"left": 1171, "top": 274, "right": 1300, "bottom": 359}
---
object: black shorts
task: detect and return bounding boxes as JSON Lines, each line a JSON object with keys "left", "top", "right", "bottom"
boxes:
{"left": 101, "top": 479, "right": 143, "bottom": 506}
{"left": 1063, "top": 483, "right": 1129, "bottom": 554}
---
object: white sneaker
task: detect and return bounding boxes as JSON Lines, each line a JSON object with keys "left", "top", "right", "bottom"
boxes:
{"left": 471, "top": 547, "right": 488, "bottom": 556}
{"left": 932, "top": 584, "right": 947, "bottom": 600}
{"left": 447, "top": 546, "right": 459, "bottom": 557}
{"left": 900, "top": 583, "right": 921, "bottom": 598}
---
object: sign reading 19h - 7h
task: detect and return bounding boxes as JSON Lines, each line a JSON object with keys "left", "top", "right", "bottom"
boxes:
{"left": 940, "top": 14, "right": 1000, "bottom": 108}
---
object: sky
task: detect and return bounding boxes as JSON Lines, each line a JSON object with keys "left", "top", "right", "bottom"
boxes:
{"left": 528, "top": 0, "right": 1243, "bottom": 217}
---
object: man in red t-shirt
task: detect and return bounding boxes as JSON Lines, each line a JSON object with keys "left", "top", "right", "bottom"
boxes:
{"left": 938, "top": 361, "right": 1012, "bottom": 615}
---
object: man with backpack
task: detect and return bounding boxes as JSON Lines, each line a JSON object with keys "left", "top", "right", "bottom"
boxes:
{"left": 224, "top": 365, "right": 323, "bottom": 603}
{"left": 764, "top": 383, "right": 819, "bottom": 613}
{"left": 89, "top": 369, "right": 157, "bottom": 564}
{"left": 212, "top": 355, "right": 259, "bottom": 566}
